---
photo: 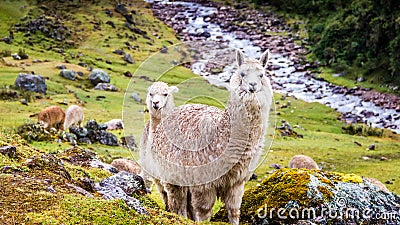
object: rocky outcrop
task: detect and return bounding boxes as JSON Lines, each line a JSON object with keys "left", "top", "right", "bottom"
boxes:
{"left": 213, "top": 169, "right": 400, "bottom": 225}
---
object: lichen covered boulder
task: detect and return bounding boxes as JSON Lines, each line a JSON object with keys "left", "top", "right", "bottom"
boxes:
{"left": 212, "top": 169, "right": 400, "bottom": 225}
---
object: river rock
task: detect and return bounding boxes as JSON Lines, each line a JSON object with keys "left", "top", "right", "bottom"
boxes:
{"left": 89, "top": 69, "right": 110, "bottom": 85}
{"left": 14, "top": 73, "right": 47, "bottom": 94}
{"left": 60, "top": 69, "right": 76, "bottom": 80}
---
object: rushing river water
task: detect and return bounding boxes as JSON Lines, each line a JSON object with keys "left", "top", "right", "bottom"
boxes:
{"left": 149, "top": 0, "right": 400, "bottom": 134}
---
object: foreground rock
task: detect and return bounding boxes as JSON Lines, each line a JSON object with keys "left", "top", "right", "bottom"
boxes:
{"left": 212, "top": 169, "right": 400, "bottom": 225}
{"left": 14, "top": 73, "right": 47, "bottom": 94}
{"left": 95, "top": 171, "right": 148, "bottom": 215}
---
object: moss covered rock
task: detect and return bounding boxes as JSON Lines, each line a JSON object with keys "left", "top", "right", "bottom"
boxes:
{"left": 212, "top": 169, "right": 400, "bottom": 225}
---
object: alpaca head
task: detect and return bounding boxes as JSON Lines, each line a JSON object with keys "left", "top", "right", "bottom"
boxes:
{"left": 231, "top": 49, "right": 270, "bottom": 95}
{"left": 146, "top": 82, "right": 178, "bottom": 118}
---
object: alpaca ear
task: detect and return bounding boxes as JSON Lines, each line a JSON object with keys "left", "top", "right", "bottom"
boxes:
{"left": 169, "top": 86, "right": 179, "bottom": 93}
{"left": 260, "top": 49, "right": 270, "bottom": 68}
{"left": 236, "top": 49, "right": 244, "bottom": 67}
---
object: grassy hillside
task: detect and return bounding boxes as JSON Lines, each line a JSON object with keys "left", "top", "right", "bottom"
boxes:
{"left": 0, "top": 0, "right": 399, "bottom": 224}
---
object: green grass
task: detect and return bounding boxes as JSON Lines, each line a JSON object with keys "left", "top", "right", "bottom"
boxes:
{"left": 0, "top": 0, "right": 399, "bottom": 224}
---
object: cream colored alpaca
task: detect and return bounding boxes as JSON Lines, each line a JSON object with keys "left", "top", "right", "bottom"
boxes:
{"left": 288, "top": 155, "right": 319, "bottom": 170}
{"left": 38, "top": 106, "right": 65, "bottom": 130}
{"left": 148, "top": 49, "right": 272, "bottom": 224}
{"left": 63, "top": 105, "right": 84, "bottom": 130}
{"left": 140, "top": 81, "right": 178, "bottom": 207}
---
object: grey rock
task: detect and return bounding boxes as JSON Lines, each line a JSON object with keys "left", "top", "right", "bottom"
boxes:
{"left": 113, "top": 49, "right": 125, "bottom": 55}
{"left": 115, "top": 3, "right": 128, "bottom": 15}
{"left": 123, "top": 53, "right": 135, "bottom": 64}
{"left": 11, "top": 53, "right": 21, "bottom": 60}
{"left": 160, "top": 46, "right": 168, "bottom": 54}
{"left": 95, "top": 182, "right": 148, "bottom": 214}
{"left": 60, "top": 69, "right": 76, "bottom": 80}
{"left": 89, "top": 69, "right": 110, "bottom": 85}
{"left": 90, "top": 159, "right": 118, "bottom": 174}
{"left": 56, "top": 65, "right": 67, "bottom": 69}
{"left": 98, "top": 171, "right": 147, "bottom": 196}
{"left": 0, "top": 146, "right": 16, "bottom": 157}
{"left": 67, "top": 183, "right": 94, "bottom": 198}
{"left": 14, "top": 73, "right": 47, "bottom": 94}
{"left": 367, "top": 144, "right": 376, "bottom": 150}
{"left": 130, "top": 92, "right": 141, "bottom": 103}
{"left": 94, "top": 83, "right": 118, "bottom": 92}
{"left": 69, "top": 127, "right": 88, "bottom": 138}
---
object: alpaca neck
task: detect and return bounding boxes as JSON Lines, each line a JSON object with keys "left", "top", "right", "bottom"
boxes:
{"left": 149, "top": 114, "right": 162, "bottom": 133}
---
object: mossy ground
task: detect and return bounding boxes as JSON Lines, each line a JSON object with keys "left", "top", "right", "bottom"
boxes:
{"left": 0, "top": 0, "right": 399, "bottom": 224}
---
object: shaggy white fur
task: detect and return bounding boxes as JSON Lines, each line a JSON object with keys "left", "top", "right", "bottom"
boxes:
{"left": 148, "top": 49, "right": 273, "bottom": 224}
{"left": 63, "top": 105, "right": 84, "bottom": 130}
{"left": 140, "top": 81, "right": 178, "bottom": 209}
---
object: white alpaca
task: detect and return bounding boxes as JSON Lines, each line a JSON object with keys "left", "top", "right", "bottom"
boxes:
{"left": 139, "top": 81, "right": 178, "bottom": 208}
{"left": 147, "top": 49, "right": 273, "bottom": 224}
{"left": 63, "top": 105, "right": 84, "bottom": 130}
{"left": 288, "top": 155, "right": 319, "bottom": 170}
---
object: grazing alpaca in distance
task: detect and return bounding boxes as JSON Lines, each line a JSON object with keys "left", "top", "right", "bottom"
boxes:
{"left": 288, "top": 155, "right": 319, "bottom": 170}
{"left": 104, "top": 119, "right": 124, "bottom": 130}
{"left": 148, "top": 49, "right": 273, "bottom": 224}
{"left": 38, "top": 106, "right": 65, "bottom": 130}
{"left": 140, "top": 82, "right": 178, "bottom": 207}
{"left": 63, "top": 105, "right": 84, "bottom": 131}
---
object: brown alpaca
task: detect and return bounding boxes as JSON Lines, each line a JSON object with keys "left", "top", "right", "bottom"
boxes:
{"left": 38, "top": 106, "right": 65, "bottom": 130}
{"left": 364, "top": 177, "right": 390, "bottom": 192}
{"left": 288, "top": 155, "right": 319, "bottom": 170}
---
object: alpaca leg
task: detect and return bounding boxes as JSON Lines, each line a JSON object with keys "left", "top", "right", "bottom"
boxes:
{"left": 222, "top": 182, "right": 245, "bottom": 225}
{"left": 154, "top": 179, "right": 169, "bottom": 211}
{"left": 164, "top": 183, "right": 188, "bottom": 217}
{"left": 191, "top": 188, "right": 216, "bottom": 222}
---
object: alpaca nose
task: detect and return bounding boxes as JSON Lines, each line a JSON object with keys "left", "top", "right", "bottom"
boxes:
{"left": 249, "top": 82, "right": 257, "bottom": 92}
{"left": 153, "top": 101, "right": 160, "bottom": 109}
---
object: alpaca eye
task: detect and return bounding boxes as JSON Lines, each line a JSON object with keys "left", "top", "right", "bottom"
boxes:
{"left": 149, "top": 93, "right": 154, "bottom": 97}
{"left": 240, "top": 72, "right": 245, "bottom": 77}
{"left": 259, "top": 74, "right": 263, "bottom": 78}
{"left": 163, "top": 93, "right": 168, "bottom": 97}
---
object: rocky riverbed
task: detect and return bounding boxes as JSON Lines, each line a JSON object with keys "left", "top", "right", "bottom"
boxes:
{"left": 148, "top": 0, "right": 400, "bottom": 133}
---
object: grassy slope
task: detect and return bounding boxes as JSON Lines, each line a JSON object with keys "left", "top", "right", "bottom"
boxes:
{"left": 0, "top": 0, "right": 399, "bottom": 223}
